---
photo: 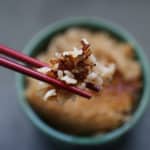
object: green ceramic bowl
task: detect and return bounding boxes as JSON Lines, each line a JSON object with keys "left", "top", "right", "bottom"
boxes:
{"left": 16, "top": 18, "right": 150, "bottom": 146}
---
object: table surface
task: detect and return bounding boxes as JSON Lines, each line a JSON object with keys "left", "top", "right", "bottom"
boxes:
{"left": 0, "top": 0, "right": 150, "bottom": 149}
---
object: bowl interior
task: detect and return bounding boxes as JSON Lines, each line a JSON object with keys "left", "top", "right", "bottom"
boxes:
{"left": 16, "top": 18, "right": 150, "bottom": 145}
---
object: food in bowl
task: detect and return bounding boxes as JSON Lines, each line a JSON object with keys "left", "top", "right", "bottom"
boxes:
{"left": 30, "top": 38, "right": 116, "bottom": 102}
{"left": 25, "top": 28, "right": 142, "bottom": 135}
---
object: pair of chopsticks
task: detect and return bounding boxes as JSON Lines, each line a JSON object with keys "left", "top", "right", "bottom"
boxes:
{"left": 0, "top": 45, "right": 92, "bottom": 99}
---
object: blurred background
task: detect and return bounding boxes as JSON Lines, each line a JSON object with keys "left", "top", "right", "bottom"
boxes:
{"left": 0, "top": 0, "right": 150, "bottom": 149}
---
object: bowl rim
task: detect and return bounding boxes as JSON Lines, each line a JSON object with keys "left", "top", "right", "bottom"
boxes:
{"left": 16, "top": 17, "right": 150, "bottom": 145}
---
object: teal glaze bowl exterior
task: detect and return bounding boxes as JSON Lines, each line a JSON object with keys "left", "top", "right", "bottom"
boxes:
{"left": 16, "top": 18, "right": 150, "bottom": 146}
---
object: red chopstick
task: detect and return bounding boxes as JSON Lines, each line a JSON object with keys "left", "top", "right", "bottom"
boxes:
{"left": 0, "top": 45, "right": 48, "bottom": 67}
{"left": 0, "top": 45, "right": 92, "bottom": 99}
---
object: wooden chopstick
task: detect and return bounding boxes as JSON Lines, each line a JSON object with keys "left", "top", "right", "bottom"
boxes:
{"left": 0, "top": 45, "right": 92, "bottom": 99}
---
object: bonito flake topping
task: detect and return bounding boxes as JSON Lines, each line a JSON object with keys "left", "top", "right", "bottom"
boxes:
{"left": 37, "top": 38, "right": 116, "bottom": 100}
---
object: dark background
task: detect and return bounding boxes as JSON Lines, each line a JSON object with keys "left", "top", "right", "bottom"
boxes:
{"left": 0, "top": 0, "right": 150, "bottom": 149}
